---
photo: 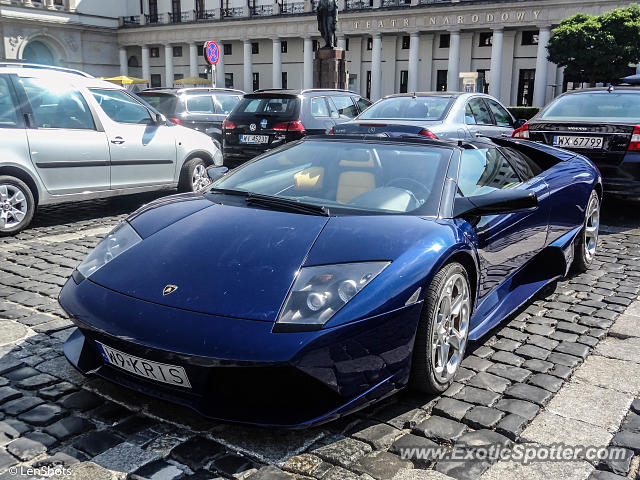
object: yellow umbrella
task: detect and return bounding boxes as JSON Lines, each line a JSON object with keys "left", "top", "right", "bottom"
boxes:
{"left": 173, "top": 76, "right": 210, "bottom": 86}
{"left": 102, "top": 75, "right": 149, "bottom": 85}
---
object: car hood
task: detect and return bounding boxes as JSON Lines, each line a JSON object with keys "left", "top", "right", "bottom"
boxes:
{"left": 88, "top": 199, "right": 329, "bottom": 322}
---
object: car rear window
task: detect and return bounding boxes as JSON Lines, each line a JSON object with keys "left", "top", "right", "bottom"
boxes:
{"left": 539, "top": 92, "right": 640, "bottom": 122}
{"left": 359, "top": 96, "right": 454, "bottom": 121}
{"left": 215, "top": 95, "right": 241, "bottom": 114}
{"left": 137, "top": 93, "right": 178, "bottom": 115}
{"left": 233, "top": 95, "right": 300, "bottom": 118}
{"left": 186, "top": 95, "right": 214, "bottom": 113}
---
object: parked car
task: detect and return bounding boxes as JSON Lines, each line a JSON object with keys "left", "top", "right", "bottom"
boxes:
{"left": 60, "top": 134, "right": 601, "bottom": 427}
{"left": 138, "top": 87, "right": 244, "bottom": 149}
{"left": 222, "top": 89, "right": 371, "bottom": 167}
{"left": 513, "top": 86, "right": 640, "bottom": 196}
{"left": 331, "top": 92, "right": 524, "bottom": 139}
{"left": 0, "top": 66, "right": 222, "bottom": 236}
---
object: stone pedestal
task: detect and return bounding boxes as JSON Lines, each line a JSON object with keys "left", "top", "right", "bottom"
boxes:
{"left": 313, "top": 48, "right": 348, "bottom": 90}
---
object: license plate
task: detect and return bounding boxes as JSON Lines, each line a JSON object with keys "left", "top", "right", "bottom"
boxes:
{"left": 553, "top": 135, "right": 603, "bottom": 149}
{"left": 96, "top": 342, "right": 192, "bottom": 388}
{"left": 240, "top": 134, "right": 269, "bottom": 144}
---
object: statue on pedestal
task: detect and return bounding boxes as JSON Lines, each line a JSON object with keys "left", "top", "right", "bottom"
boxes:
{"left": 316, "top": 0, "right": 338, "bottom": 49}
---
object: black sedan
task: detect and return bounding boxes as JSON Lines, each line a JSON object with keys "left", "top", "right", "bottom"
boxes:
{"left": 513, "top": 86, "right": 640, "bottom": 196}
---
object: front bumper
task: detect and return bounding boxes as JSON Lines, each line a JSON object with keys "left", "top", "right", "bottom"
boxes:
{"left": 59, "top": 278, "right": 422, "bottom": 428}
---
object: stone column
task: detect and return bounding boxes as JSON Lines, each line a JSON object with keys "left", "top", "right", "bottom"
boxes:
{"left": 243, "top": 39, "right": 253, "bottom": 91}
{"left": 337, "top": 36, "right": 346, "bottom": 51}
{"left": 189, "top": 42, "right": 198, "bottom": 78}
{"left": 303, "top": 37, "right": 313, "bottom": 89}
{"left": 119, "top": 47, "right": 128, "bottom": 76}
{"left": 216, "top": 49, "right": 226, "bottom": 88}
{"left": 141, "top": 46, "right": 150, "bottom": 82}
{"left": 370, "top": 33, "right": 382, "bottom": 101}
{"left": 489, "top": 28, "right": 504, "bottom": 101}
{"left": 533, "top": 26, "right": 552, "bottom": 107}
{"left": 45, "top": 0, "right": 55, "bottom": 9}
{"left": 447, "top": 30, "right": 460, "bottom": 92}
{"left": 272, "top": 38, "right": 282, "bottom": 88}
{"left": 164, "top": 44, "right": 174, "bottom": 87}
{"left": 407, "top": 31, "right": 420, "bottom": 93}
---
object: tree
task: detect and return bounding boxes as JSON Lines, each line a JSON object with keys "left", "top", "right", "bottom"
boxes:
{"left": 547, "top": 4, "right": 640, "bottom": 84}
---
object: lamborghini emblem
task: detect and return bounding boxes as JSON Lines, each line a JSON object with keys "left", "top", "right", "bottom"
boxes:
{"left": 163, "top": 285, "right": 178, "bottom": 296}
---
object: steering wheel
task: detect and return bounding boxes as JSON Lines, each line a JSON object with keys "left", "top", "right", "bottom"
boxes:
{"left": 385, "top": 178, "right": 430, "bottom": 206}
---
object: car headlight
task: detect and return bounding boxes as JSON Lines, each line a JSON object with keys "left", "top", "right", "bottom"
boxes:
{"left": 75, "top": 222, "right": 141, "bottom": 279}
{"left": 275, "top": 262, "right": 390, "bottom": 331}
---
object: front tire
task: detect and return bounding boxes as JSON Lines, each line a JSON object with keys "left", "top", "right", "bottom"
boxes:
{"left": 178, "top": 157, "right": 209, "bottom": 192}
{"left": 0, "top": 176, "right": 35, "bottom": 237}
{"left": 573, "top": 189, "right": 600, "bottom": 273}
{"left": 410, "top": 262, "right": 471, "bottom": 394}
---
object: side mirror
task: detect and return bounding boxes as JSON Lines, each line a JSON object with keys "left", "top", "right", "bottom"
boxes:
{"left": 207, "top": 166, "right": 229, "bottom": 182}
{"left": 513, "top": 119, "right": 527, "bottom": 129}
{"left": 453, "top": 189, "right": 538, "bottom": 218}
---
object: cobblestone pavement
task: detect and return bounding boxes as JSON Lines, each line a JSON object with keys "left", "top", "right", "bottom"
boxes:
{"left": 0, "top": 192, "right": 639, "bottom": 480}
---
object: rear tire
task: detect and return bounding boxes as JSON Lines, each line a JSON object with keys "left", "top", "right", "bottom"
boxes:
{"left": 573, "top": 189, "right": 600, "bottom": 273}
{"left": 178, "top": 157, "right": 209, "bottom": 192}
{"left": 0, "top": 176, "right": 35, "bottom": 237}
{"left": 410, "top": 262, "right": 471, "bottom": 394}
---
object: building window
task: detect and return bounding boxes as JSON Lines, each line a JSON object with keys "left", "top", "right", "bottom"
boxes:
{"left": 197, "top": 44, "right": 204, "bottom": 56}
{"left": 479, "top": 32, "right": 493, "bottom": 47}
{"left": 439, "top": 34, "right": 450, "bottom": 49}
{"left": 128, "top": 56, "right": 139, "bottom": 68}
{"left": 366, "top": 71, "right": 371, "bottom": 99}
{"left": 281, "top": 41, "right": 288, "bottom": 53}
{"left": 345, "top": 38, "right": 349, "bottom": 51}
{"left": 436, "top": 70, "right": 447, "bottom": 92}
{"left": 150, "top": 47, "right": 160, "bottom": 58}
{"left": 252, "top": 42, "right": 259, "bottom": 54}
{"left": 148, "top": 0, "right": 158, "bottom": 22}
{"left": 313, "top": 40, "right": 319, "bottom": 52}
{"left": 399, "top": 70, "right": 408, "bottom": 93}
{"left": 225, "top": 72, "right": 234, "bottom": 88}
{"left": 282, "top": 72, "right": 288, "bottom": 89}
{"left": 253, "top": 72, "right": 260, "bottom": 91}
{"left": 517, "top": 69, "right": 536, "bottom": 106}
{"left": 173, "top": 46, "right": 182, "bottom": 57}
{"left": 171, "top": 0, "right": 181, "bottom": 21}
{"left": 477, "top": 69, "right": 489, "bottom": 93}
{"left": 366, "top": 38, "right": 372, "bottom": 50}
{"left": 174, "top": 73, "right": 184, "bottom": 82}
{"left": 522, "top": 30, "right": 539, "bottom": 46}
{"left": 199, "top": 73, "right": 208, "bottom": 79}
{"left": 151, "top": 74, "right": 161, "bottom": 87}
{"left": 224, "top": 43, "right": 232, "bottom": 55}
{"left": 401, "top": 36, "right": 410, "bottom": 50}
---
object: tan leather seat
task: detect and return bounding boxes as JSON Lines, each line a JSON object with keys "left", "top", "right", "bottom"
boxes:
{"left": 336, "top": 151, "right": 377, "bottom": 203}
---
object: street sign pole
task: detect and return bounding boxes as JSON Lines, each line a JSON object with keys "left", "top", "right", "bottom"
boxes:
{"left": 212, "top": 65, "right": 216, "bottom": 88}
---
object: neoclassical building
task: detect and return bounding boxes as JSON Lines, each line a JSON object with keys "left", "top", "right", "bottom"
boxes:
{"left": 1, "top": 0, "right": 635, "bottom": 106}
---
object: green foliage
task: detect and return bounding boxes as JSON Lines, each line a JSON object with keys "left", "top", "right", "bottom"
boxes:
{"left": 548, "top": 4, "right": 640, "bottom": 83}
{"left": 507, "top": 107, "right": 540, "bottom": 120}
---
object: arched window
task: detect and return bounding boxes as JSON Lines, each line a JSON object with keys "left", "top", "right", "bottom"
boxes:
{"left": 23, "top": 41, "right": 55, "bottom": 65}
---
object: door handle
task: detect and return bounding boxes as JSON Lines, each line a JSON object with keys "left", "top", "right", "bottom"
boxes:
{"left": 111, "top": 137, "right": 125, "bottom": 144}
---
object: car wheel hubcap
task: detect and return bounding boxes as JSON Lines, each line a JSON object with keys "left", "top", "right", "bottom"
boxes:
{"left": 431, "top": 272, "right": 470, "bottom": 383}
{"left": 0, "top": 184, "right": 28, "bottom": 231}
{"left": 191, "top": 164, "right": 209, "bottom": 191}
{"left": 584, "top": 194, "right": 600, "bottom": 262}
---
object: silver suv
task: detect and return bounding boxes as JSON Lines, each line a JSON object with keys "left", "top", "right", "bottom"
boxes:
{"left": 0, "top": 66, "right": 222, "bottom": 235}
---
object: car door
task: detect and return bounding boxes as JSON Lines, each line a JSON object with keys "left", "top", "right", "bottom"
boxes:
{"left": 455, "top": 146, "right": 549, "bottom": 302}
{"left": 16, "top": 76, "right": 110, "bottom": 195}
{"left": 89, "top": 88, "right": 176, "bottom": 189}
{"left": 307, "top": 96, "right": 336, "bottom": 134}
{"left": 486, "top": 98, "right": 515, "bottom": 137}
{"left": 465, "top": 97, "right": 498, "bottom": 138}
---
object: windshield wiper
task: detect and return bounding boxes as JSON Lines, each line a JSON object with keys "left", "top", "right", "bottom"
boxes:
{"left": 209, "top": 187, "right": 250, "bottom": 197}
{"left": 209, "top": 188, "right": 329, "bottom": 216}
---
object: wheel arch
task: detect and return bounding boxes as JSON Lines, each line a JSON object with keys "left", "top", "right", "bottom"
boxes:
{"left": 443, "top": 250, "right": 479, "bottom": 312}
{"left": 0, "top": 166, "right": 41, "bottom": 206}
{"left": 183, "top": 150, "right": 214, "bottom": 169}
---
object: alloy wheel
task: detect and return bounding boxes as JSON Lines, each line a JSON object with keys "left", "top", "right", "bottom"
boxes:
{"left": 0, "top": 183, "right": 28, "bottom": 231}
{"left": 431, "top": 272, "right": 470, "bottom": 383}
{"left": 584, "top": 193, "right": 600, "bottom": 262}
{"left": 191, "top": 164, "right": 210, "bottom": 191}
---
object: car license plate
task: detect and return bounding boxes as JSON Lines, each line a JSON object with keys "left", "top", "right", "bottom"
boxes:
{"left": 240, "top": 134, "right": 269, "bottom": 144}
{"left": 96, "top": 342, "right": 192, "bottom": 388}
{"left": 553, "top": 135, "right": 603, "bottom": 149}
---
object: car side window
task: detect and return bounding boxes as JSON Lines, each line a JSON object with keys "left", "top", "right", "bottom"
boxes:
{"left": 486, "top": 99, "right": 513, "bottom": 127}
{"left": 501, "top": 147, "right": 543, "bottom": 180}
{"left": 311, "top": 97, "right": 329, "bottom": 117}
{"left": 186, "top": 95, "right": 215, "bottom": 113}
{"left": 90, "top": 89, "right": 153, "bottom": 124}
{"left": 331, "top": 96, "right": 358, "bottom": 118}
{"left": 354, "top": 97, "right": 371, "bottom": 113}
{"left": 465, "top": 104, "right": 477, "bottom": 125}
{"left": 214, "top": 95, "right": 240, "bottom": 114}
{"left": 0, "top": 76, "right": 19, "bottom": 128}
{"left": 21, "top": 78, "right": 95, "bottom": 130}
{"left": 457, "top": 148, "right": 522, "bottom": 197}
{"left": 466, "top": 98, "right": 493, "bottom": 125}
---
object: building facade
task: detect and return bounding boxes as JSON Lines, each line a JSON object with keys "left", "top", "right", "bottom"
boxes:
{"left": 1, "top": 0, "right": 635, "bottom": 107}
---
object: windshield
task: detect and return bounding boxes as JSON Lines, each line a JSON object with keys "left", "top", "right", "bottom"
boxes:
{"left": 137, "top": 93, "right": 177, "bottom": 115}
{"left": 358, "top": 96, "right": 454, "bottom": 121}
{"left": 539, "top": 92, "right": 640, "bottom": 122}
{"left": 210, "top": 140, "right": 452, "bottom": 215}
{"left": 232, "top": 95, "right": 300, "bottom": 117}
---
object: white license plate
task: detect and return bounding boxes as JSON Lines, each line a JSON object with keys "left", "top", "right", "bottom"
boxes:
{"left": 96, "top": 342, "right": 191, "bottom": 388}
{"left": 553, "top": 135, "right": 603, "bottom": 149}
{"left": 240, "top": 134, "right": 269, "bottom": 144}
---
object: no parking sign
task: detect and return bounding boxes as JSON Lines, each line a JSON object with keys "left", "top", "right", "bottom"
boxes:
{"left": 204, "top": 41, "right": 220, "bottom": 65}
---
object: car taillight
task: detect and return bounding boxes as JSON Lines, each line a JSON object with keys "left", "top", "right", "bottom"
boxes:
{"left": 328, "top": 127, "right": 335, "bottom": 135}
{"left": 273, "top": 121, "right": 306, "bottom": 133}
{"left": 418, "top": 129, "right": 438, "bottom": 139}
{"left": 628, "top": 126, "right": 640, "bottom": 151}
{"left": 512, "top": 123, "right": 530, "bottom": 139}
{"left": 222, "top": 120, "right": 236, "bottom": 130}
{"left": 168, "top": 117, "right": 182, "bottom": 125}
